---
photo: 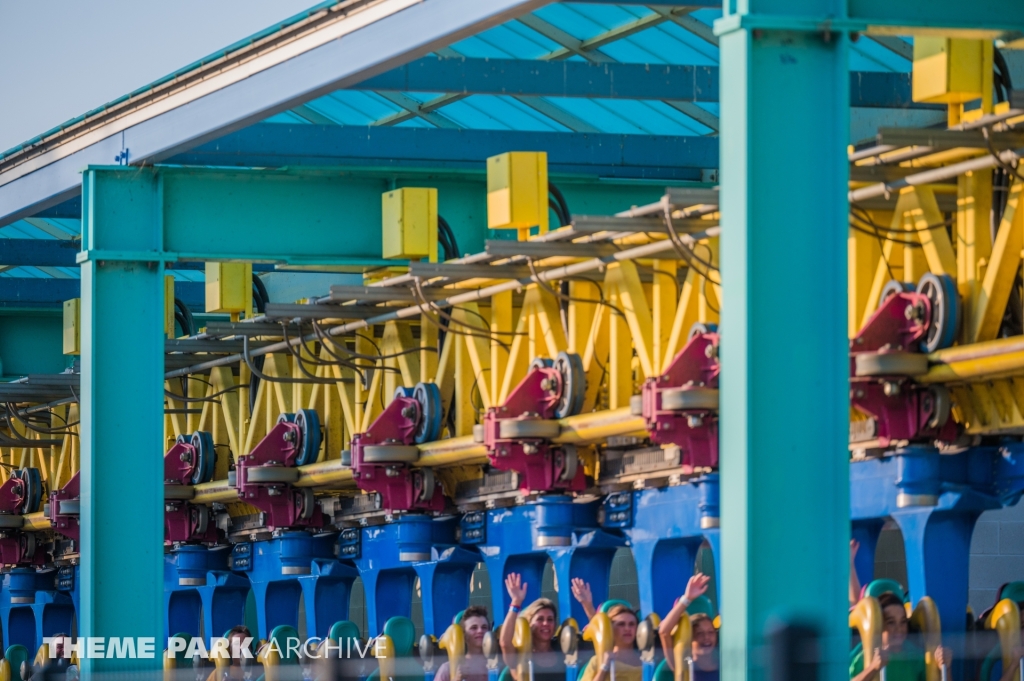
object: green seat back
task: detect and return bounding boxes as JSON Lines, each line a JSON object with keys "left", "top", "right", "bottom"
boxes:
{"left": 686, "top": 595, "right": 715, "bottom": 618}
{"left": 1000, "top": 581, "right": 1024, "bottom": 604}
{"left": 980, "top": 643, "right": 1001, "bottom": 681}
{"left": 453, "top": 610, "right": 466, "bottom": 625}
{"left": 864, "top": 579, "right": 906, "bottom": 602}
{"left": 167, "top": 634, "right": 193, "bottom": 663}
{"left": 653, "top": 659, "right": 674, "bottom": 681}
{"left": 269, "top": 625, "right": 301, "bottom": 665}
{"left": 499, "top": 666, "right": 513, "bottom": 681}
{"left": 383, "top": 616, "right": 417, "bottom": 657}
{"left": 599, "top": 599, "right": 633, "bottom": 614}
{"left": 6, "top": 645, "right": 29, "bottom": 675}
{"left": 329, "top": 620, "right": 362, "bottom": 647}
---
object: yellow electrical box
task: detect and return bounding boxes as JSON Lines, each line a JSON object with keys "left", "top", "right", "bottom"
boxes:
{"left": 487, "top": 151, "right": 549, "bottom": 239}
{"left": 206, "top": 262, "right": 253, "bottom": 316}
{"left": 164, "top": 275, "right": 176, "bottom": 338}
{"left": 62, "top": 298, "right": 80, "bottom": 356}
{"left": 913, "top": 38, "right": 984, "bottom": 104}
{"left": 382, "top": 187, "right": 438, "bottom": 262}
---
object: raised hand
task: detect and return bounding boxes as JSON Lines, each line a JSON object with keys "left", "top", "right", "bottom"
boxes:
{"left": 505, "top": 573, "right": 528, "bottom": 607}
{"left": 571, "top": 578, "right": 593, "bottom": 608}
{"left": 683, "top": 573, "right": 711, "bottom": 603}
{"left": 850, "top": 539, "right": 860, "bottom": 563}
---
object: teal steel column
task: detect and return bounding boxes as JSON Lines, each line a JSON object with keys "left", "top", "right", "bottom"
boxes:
{"left": 80, "top": 169, "right": 165, "bottom": 674}
{"left": 717, "top": 3, "right": 849, "bottom": 680}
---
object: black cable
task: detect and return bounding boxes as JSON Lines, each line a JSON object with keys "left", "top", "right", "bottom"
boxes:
{"left": 549, "top": 198, "right": 568, "bottom": 228}
{"left": 438, "top": 216, "right": 461, "bottom": 261}
{"left": 252, "top": 274, "right": 269, "bottom": 314}
{"left": 174, "top": 298, "right": 194, "bottom": 337}
{"left": 549, "top": 183, "right": 572, "bottom": 225}
{"left": 164, "top": 384, "right": 242, "bottom": 403}
{"left": 241, "top": 336, "right": 334, "bottom": 385}
{"left": 248, "top": 275, "right": 270, "bottom": 409}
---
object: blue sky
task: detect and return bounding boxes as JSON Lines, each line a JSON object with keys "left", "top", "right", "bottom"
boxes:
{"left": 0, "top": 0, "right": 315, "bottom": 152}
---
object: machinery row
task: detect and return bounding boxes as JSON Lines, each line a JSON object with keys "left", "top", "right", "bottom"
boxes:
{"left": 4, "top": 93, "right": 1024, "bottom": 678}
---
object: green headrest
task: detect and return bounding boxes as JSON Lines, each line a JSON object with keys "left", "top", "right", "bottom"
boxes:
{"left": 864, "top": 579, "right": 906, "bottom": 602}
{"left": 453, "top": 610, "right": 466, "bottom": 625}
{"left": 499, "top": 666, "right": 513, "bottom": 681}
{"left": 5, "top": 645, "right": 30, "bottom": 672}
{"left": 168, "top": 633, "right": 193, "bottom": 662}
{"left": 269, "top": 625, "right": 301, "bottom": 664}
{"left": 653, "top": 659, "right": 674, "bottom": 681}
{"left": 384, "top": 616, "right": 416, "bottom": 656}
{"left": 686, "top": 595, "right": 715, "bottom": 618}
{"left": 1000, "top": 582, "right": 1024, "bottom": 603}
{"left": 329, "top": 620, "right": 362, "bottom": 644}
{"left": 600, "top": 599, "right": 633, "bottom": 613}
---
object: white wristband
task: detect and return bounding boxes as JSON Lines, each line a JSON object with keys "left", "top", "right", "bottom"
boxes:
{"left": 679, "top": 597, "right": 691, "bottom": 609}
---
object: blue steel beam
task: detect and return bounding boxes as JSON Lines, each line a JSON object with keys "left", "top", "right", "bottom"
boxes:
{"left": 0, "top": 309, "right": 67, "bottom": 378}
{"left": 0, "top": 278, "right": 204, "bottom": 309}
{"left": 0, "top": 0, "right": 552, "bottom": 229}
{"left": 0, "top": 240, "right": 279, "bottom": 271}
{"left": 169, "top": 125, "right": 717, "bottom": 181}
{"left": 356, "top": 57, "right": 925, "bottom": 108}
{"left": 717, "top": 3, "right": 849, "bottom": 681}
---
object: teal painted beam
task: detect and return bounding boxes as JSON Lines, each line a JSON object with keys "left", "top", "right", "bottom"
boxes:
{"left": 80, "top": 170, "right": 165, "bottom": 674}
{"left": 80, "top": 166, "right": 682, "bottom": 265}
{"left": 717, "top": 5, "right": 849, "bottom": 681}
{"left": 0, "top": 309, "right": 68, "bottom": 378}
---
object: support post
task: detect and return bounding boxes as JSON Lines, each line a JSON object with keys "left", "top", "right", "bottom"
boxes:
{"left": 717, "top": 4, "right": 849, "bottom": 680}
{"left": 80, "top": 170, "right": 165, "bottom": 674}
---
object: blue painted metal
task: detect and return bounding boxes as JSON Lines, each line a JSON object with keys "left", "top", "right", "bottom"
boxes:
{"left": 0, "top": 277, "right": 204, "bottom": 309}
{"left": 0, "top": 567, "right": 77, "bottom": 651}
{"left": 164, "top": 546, "right": 251, "bottom": 645}
{"left": 717, "top": 2, "right": 850, "bottom": 680}
{"left": 356, "top": 58, "right": 921, "bottom": 109}
{"left": 0, "top": 239, "right": 80, "bottom": 267}
{"left": 171, "top": 125, "right": 715, "bottom": 181}
{"left": 0, "top": 309, "right": 67, "bottom": 377}
{"left": 79, "top": 170, "right": 167, "bottom": 675}
{"left": 0, "top": 0, "right": 552, "bottom": 228}
{"left": 241, "top": 532, "right": 357, "bottom": 639}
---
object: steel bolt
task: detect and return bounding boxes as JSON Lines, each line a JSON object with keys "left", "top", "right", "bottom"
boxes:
{"left": 687, "top": 414, "right": 704, "bottom": 428}
{"left": 523, "top": 443, "right": 538, "bottom": 455}
{"left": 883, "top": 381, "right": 901, "bottom": 397}
{"left": 283, "top": 432, "right": 295, "bottom": 442}
{"left": 401, "top": 406, "right": 417, "bottom": 419}
{"left": 180, "top": 452, "right": 191, "bottom": 462}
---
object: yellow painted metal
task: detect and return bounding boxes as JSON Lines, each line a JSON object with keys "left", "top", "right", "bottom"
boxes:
{"left": 849, "top": 222, "right": 884, "bottom": 337}
{"left": 205, "top": 262, "right": 253, "bottom": 317}
{"left": 986, "top": 599, "right": 1021, "bottom": 676}
{"left": 62, "top": 298, "right": 80, "bottom": 355}
{"left": 583, "top": 612, "right": 613, "bottom": 672}
{"left": 971, "top": 181, "right": 1022, "bottom": 342}
{"left": 652, "top": 260, "right": 678, "bottom": 373}
{"left": 375, "top": 633, "right": 396, "bottom": 681}
{"left": 439, "top": 622, "right": 466, "bottom": 680}
{"left": 608, "top": 261, "right": 656, "bottom": 379}
{"left": 491, "top": 291, "right": 513, "bottom": 402}
{"left": 849, "top": 597, "right": 883, "bottom": 671}
{"left": 671, "top": 614, "right": 692, "bottom": 681}
{"left": 910, "top": 597, "right": 943, "bottom": 681}
{"left": 381, "top": 187, "right": 438, "bottom": 262}
{"left": 906, "top": 188, "right": 957, "bottom": 277}
{"left": 164, "top": 275, "right": 175, "bottom": 338}
{"left": 913, "top": 38, "right": 984, "bottom": 104}
{"left": 486, "top": 151, "right": 549, "bottom": 239}
{"left": 511, "top": 616, "right": 532, "bottom": 681}
{"left": 958, "top": 170, "right": 993, "bottom": 342}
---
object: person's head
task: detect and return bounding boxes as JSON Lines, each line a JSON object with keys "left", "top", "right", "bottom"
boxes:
{"left": 227, "top": 625, "right": 252, "bottom": 666}
{"left": 462, "top": 606, "right": 490, "bottom": 654}
{"left": 51, "top": 633, "right": 68, "bottom": 659}
{"left": 522, "top": 599, "right": 558, "bottom": 644}
{"left": 689, "top": 615, "right": 717, "bottom": 656}
{"left": 879, "top": 594, "right": 907, "bottom": 649}
{"left": 606, "top": 604, "right": 638, "bottom": 650}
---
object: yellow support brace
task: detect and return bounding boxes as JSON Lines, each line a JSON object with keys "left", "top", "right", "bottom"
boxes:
{"left": 958, "top": 171, "right": 994, "bottom": 339}
{"left": 651, "top": 260, "right": 678, "bottom": 373}
{"left": 607, "top": 261, "right": 656, "bottom": 379}
{"left": 490, "top": 291, "right": 513, "bottom": 403}
{"left": 972, "top": 181, "right": 1023, "bottom": 342}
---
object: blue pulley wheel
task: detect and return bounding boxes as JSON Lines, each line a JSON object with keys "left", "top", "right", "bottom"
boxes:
{"left": 189, "top": 431, "right": 216, "bottom": 485}
{"left": 878, "top": 280, "right": 916, "bottom": 309}
{"left": 917, "top": 273, "right": 960, "bottom": 352}
{"left": 413, "top": 382, "right": 442, "bottom": 444}
{"left": 687, "top": 322, "right": 718, "bottom": 339}
{"left": 294, "top": 409, "right": 321, "bottom": 466}
{"left": 553, "top": 352, "right": 586, "bottom": 419}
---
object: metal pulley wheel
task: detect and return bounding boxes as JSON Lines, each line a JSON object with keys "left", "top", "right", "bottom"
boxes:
{"left": 192, "top": 504, "right": 210, "bottom": 536}
{"left": 294, "top": 409, "right": 322, "bottom": 467}
{"left": 917, "top": 273, "right": 960, "bottom": 352}
{"left": 635, "top": 615, "right": 657, "bottom": 652}
{"left": 416, "top": 468, "right": 437, "bottom": 503}
{"left": 878, "top": 280, "right": 915, "bottom": 308}
{"left": 853, "top": 351, "right": 929, "bottom": 377}
{"left": 553, "top": 352, "right": 586, "bottom": 419}
{"left": 559, "top": 623, "right": 578, "bottom": 656}
{"left": 556, "top": 445, "right": 578, "bottom": 483}
{"left": 413, "top": 382, "right": 443, "bottom": 444}
{"left": 687, "top": 322, "right": 718, "bottom": 339}
{"left": 12, "top": 468, "right": 42, "bottom": 515}
{"left": 529, "top": 357, "right": 554, "bottom": 372}
{"left": 189, "top": 431, "right": 216, "bottom": 485}
{"left": 298, "top": 488, "right": 317, "bottom": 521}
{"left": 926, "top": 385, "right": 952, "bottom": 429}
